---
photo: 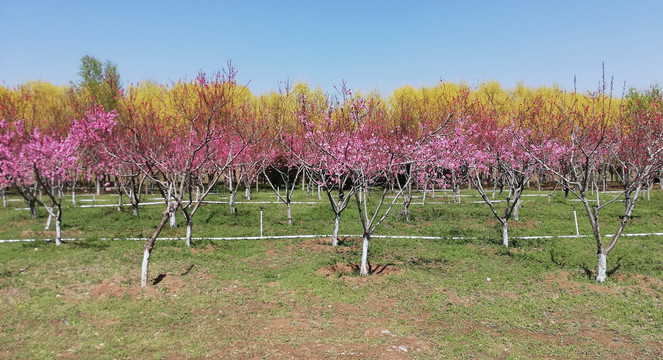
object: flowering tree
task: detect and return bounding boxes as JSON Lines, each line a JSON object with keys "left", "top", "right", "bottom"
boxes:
{"left": 108, "top": 66, "right": 249, "bottom": 287}
{"left": 467, "top": 104, "right": 562, "bottom": 248}
{"left": 298, "top": 94, "right": 356, "bottom": 246}
{"left": 0, "top": 106, "right": 117, "bottom": 245}
{"left": 0, "top": 120, "right": 40, "bottom": 216}
{"left": 523, "top": 83, "right": 663, "bottom": 282}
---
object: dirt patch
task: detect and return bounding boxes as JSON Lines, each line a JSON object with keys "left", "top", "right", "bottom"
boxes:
{"left": 581, "top": 330, "right": 632, "bottom": 349}
{"left": 315, "top": 263, "right": 359, "bottom": 277}
{"left": 301, "top": 237, "right": 353, "bottom": 253}
{"left": 315, "top": 263, "right": 404, "bottom": 278}
{"left": 364, "top": 326, "right": 396, "bottom": 337}
{"left": 512, "top": 218, "right": 542, "bottom": 230}
{"left": 260, "top": 317, "right": 311, "bottom": 335}
{"left": 91, "top": 275, "right": 162, "bottom": 299}
{"left": 91, "top": 276, "right": 137, "bottom": 299}
{"left": 543, "top": 271, "right": 661, "bottom": 296}
{"left": 20, "top": 230, "right": 36, "bottom": 237}
{"left": 615, "top": 274, "right": 663, "bottom": 297}
{"left": 442, "top": 288, "right": 475, "bottom": 306}
{"left": 315, "top": 263, "right": 404, "bottom": 287}
{"left": 157, "top": 275, "right": 186, "bottom": 293}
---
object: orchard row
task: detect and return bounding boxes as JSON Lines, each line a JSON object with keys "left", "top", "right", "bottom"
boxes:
{"left": 1, "top": 67, "right": 662, "bottom": 286}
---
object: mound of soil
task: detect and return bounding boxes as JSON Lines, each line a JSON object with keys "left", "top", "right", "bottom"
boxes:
{"left": 301, "top": 238, "right": 353, "bottom": 253}
{"left": 315, "top": 263, "right": 404, "bottom": 279}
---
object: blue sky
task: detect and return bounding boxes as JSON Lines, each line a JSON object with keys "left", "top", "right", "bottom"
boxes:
{"left": 1, "top": 0, "right": 661, "bottom": 96}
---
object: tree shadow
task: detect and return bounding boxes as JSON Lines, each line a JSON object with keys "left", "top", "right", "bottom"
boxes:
{"left": 607, "top": 256, "right": 624, "bottom": 277}
{"left": 549, "top": 250, "right": 566, "bottom": 268}
{"left": 152, "top": 273, "right": 167, "bottom": 285}
{"left": 581, "top": 255, "right": 623, "bottom": 280}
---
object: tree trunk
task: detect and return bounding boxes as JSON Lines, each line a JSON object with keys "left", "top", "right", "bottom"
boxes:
{"left": 130, "top": 187, "right": 139, "bottom": 216}
{"left": 141, "top": 210, "right": 171, "bottom": 288}
{"left": 596, "top": 252, "right": 607, "bottom": 283}
{"left": 54, "top": 206, "right": 62, "bottom": 246}
{"left": 169, "top": 206, "right": 177, "bottom": 228}
{"left": 360, "top": 233, "right": 370, "bottom": 276}
{"left": 286, "top": 202, "right": 292, "bottom": 226}
{"left": 45, "top": 210, "right": 52, "bottom": 230}
{"left": 492, "top": 179, "right": 498, "bottom": 198}
{"left": 229, "top": 191, "right": 236, "bottom": 214}
{"left": 96, "top": 177, "right": 101, "bottom": 196}
{"left": 400, "top": 182, "right": 413, "bottom": 221}
{"left": 185, "top": 218, "right": 193, "bottom": 247}
{"left": 422, "top": 184, "right": 427, "bottom": 204}
{"left": 117, "top": 192, "right": 123, "bottom": 211}
{"left": 71, "top": 187, "right": 76, "bottom": 205}
{"left": 332, "top": 212, "right": 341, "bottom": 247}
{"left": 501, "top": 220, "right": 509, "bottom": 248}
{"left": 29, "top": 198, "right": 37, "bottom": 218}
{"left": 1, "top": 189, "right": 5, "bottom": 208}
{"left": 513, "top": 198, "right": 521, "bottom": 221}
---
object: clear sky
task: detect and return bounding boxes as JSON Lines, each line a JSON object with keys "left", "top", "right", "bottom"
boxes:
{"left": 1, "top": 0, "right": 662, "bottom": 96}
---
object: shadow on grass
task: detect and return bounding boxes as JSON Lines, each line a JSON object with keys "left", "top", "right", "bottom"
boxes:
{"left": 580, "top": 256, "right": 623, "bottom": 280}
{"left": 152, "top": 273, "right": 167, "bottom": 285}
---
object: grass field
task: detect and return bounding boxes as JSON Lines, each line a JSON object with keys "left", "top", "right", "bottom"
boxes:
{"left": 1, "top": 187, "right": 662, "bottom": 359}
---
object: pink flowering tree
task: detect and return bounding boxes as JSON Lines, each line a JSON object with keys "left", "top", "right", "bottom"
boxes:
{"left": 297, "top": 94, "right": 356, "bottom": 246}
{"left": 107, "top": 66, "right": 250, "bottom": 287}
{"left": 1, "top": 106, "right": 117, "bottom": 245}
{"left": 0, "top": 119, "right": 42, "bottom": 218}
{"left": 304, "top": 91, "right": 424, "bottom": 275}
{"left": 220, "top": 108, "right": 267, "bottom": 214}
{"left": 261, "top": 132, "right": 305, "bottom": 226}
{"left": 523, "top": 84, "right": 663, "bottom": 282}
{"left": 467, "top": 110, "right": 562, "bottom": 248}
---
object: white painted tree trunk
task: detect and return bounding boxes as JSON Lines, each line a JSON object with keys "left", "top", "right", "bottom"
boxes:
{"left": 229, "top": 191, "right": 236, "bottom": 213}
{"left": 332, "top": 213, "right": 341, "bottom": 247}
{"left": 360, "top": 234, "right": 370, "bottom": 276}
{"left": 596, "top": 253, "right": 607, "bottom": 283}
{"left": 71, "top": 188, "right": 76, "bottom": 205}
{"left": 501, "top": 221, "right": 509, "bottom": 248}
{"left": 55, "top": 217, "right": 62, "bottom": 246}
{"left": 45, "top": 210, "right": 53, "bottom": 230}
{"left": 141, "top": 211, "right": 170, "bottom": 288}
{"left": 130, "top": 187, "right": 139, "bottom": 216}
{"left": 513, "top": 198, "right": 521, "bottom": 221}
{"left": 185, "top": 220, "right": 193, "bottom": 247}
{"left": 117, "top": 192, "right": 123, "bottom": 211}
{"left": 141, "top": 248, "right": 151, "bottom": 288}
{"left": 422, "top": 185, "right": 427, "bottom": 204}
{"left": 286, "top": 202, "right": 292, "bottom": 225}
{"left": 1, "top": 189, "right": 5, "bottom": 208}
{"left": 169, "top": 207, "right": 177, "bottom": 227}
{"left": 96, "top": 177, "right": 101, "bottom": 196}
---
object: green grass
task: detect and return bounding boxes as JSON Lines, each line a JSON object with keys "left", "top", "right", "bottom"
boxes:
{"left": 0, "top": 186, "right": 662, "bottom": 358}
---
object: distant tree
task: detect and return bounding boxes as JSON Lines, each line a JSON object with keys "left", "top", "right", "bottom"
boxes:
{"left": 72, "top": 55, "right": 122, "bottom": 113}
